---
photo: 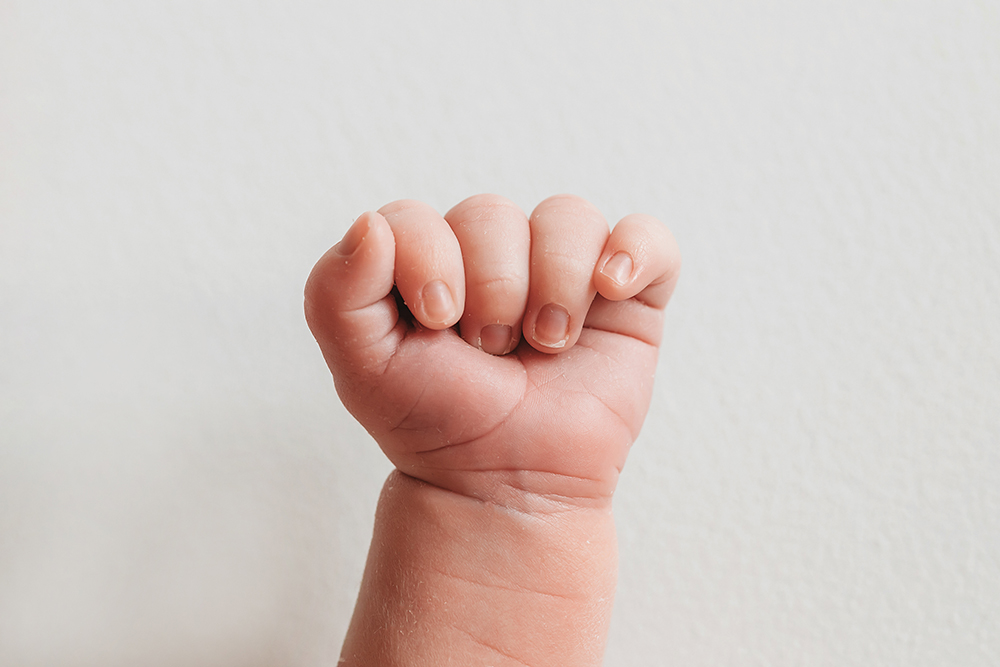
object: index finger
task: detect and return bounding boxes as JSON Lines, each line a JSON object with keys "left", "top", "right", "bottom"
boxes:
{"left": 378, "top": 200, "right": 466, "bottom": 330}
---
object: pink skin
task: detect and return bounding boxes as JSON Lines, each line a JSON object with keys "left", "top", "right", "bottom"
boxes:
{"left": 306, "top": 194, "right": 680, "bottom": 509}
{"left": 305, "top": 194, "right": 680, "bottom": 666}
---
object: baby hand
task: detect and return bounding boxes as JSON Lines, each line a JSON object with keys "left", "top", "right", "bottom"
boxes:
{"left": 305, "top": 194, "right": 680, "bottom": 511}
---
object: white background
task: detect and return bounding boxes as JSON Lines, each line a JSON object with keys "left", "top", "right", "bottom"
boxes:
{"left": 1, "top": 2, "right": 998, "bottom": 665}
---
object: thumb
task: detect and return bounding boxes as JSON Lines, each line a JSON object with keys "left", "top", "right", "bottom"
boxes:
{"left": 304, "top": 211, "right": 400, "bottom": 380}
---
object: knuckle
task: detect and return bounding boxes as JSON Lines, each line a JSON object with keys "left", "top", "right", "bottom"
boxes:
{"left": 377, "top": 198, "right": 437, "bottom": 221}
{"left": 447, "top": 194, "right": 525, "bottom": 229}
{"left": 471, "top": 273, "right": 528, "bottom": 297}
{"left": 533, "top": 194, "right": 601, "bottom": 220}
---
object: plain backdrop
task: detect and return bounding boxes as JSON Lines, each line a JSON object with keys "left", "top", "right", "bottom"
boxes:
{"left": 1, "top": 1, "right": 998, "bottom": 665}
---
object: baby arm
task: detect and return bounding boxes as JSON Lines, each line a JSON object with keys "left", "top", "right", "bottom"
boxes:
{"left": 305, "top": 194, "right": 680, "bottom": 666}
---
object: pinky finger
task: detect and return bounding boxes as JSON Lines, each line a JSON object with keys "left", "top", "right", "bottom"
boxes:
{"left": 593, "top": 214, "right": 681, "bottom": 310}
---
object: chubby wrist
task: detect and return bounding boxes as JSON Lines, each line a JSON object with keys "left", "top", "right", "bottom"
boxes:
{"left": 341, "top": 470, "right": 618, "bottom": 667}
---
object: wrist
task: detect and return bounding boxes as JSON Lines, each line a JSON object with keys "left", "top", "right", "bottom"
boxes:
{"left": 341, "top": 470, "right": 618, "bottom": 667}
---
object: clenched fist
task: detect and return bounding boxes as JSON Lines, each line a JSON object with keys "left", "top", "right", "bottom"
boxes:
{"left": 305, "top": 194, "right": 680, "bottom": 511}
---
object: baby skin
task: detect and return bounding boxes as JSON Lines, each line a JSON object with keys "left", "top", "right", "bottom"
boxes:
{"left": 305, "top": 194, "right": 680, "bottom": 666}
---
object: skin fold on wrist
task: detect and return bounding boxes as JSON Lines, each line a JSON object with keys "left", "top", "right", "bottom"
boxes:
{"left": 340, "top": 470, "right": 618, "bottom": 667}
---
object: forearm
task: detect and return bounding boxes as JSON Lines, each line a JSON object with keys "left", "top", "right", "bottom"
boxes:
{"left": 340, "top": 470, "right": 618, "bottom": 667}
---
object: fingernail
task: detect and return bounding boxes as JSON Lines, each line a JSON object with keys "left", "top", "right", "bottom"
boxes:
{"left": 479, "top": 324, "right": 513, "bottom": 355}
{"left": 533, "top": 303, "right": 570, "bottom": 348}
{"left": 601, "top": 251, "right": 634, "bottom": 286}
{"left": 335, "top": 213, "right": 370, "bottom": 256}
{"left": 421, "top": 280, "right": 456, "bottom": 324}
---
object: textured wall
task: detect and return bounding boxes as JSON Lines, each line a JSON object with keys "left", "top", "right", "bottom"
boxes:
{"left": 1, "top": 2, "right": 998, "bottom": 665}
